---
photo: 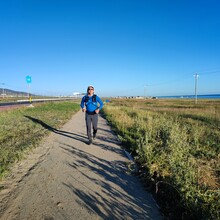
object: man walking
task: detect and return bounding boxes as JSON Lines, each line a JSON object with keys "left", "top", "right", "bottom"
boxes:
{"left": 80, "top": 85, "right": 104, "bottom": 145}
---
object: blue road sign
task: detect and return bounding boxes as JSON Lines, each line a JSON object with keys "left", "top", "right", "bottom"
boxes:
{"left": 26, "top": 75, "right": 32, "bottom": 84}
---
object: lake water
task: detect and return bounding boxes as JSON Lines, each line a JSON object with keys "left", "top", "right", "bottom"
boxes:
{"left": 159, "top": 94, "right": 220, "bottom": 99}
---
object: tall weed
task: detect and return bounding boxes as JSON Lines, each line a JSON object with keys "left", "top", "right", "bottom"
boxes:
{"left": 102, "top": 99, "right": 220, "bottom": 219}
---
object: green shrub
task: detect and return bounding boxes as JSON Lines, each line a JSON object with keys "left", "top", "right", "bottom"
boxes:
{"left": 103, "top": 99, "right": 220, "bottom": 219}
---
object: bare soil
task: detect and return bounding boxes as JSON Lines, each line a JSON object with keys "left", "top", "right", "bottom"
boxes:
{"left": 0, "top": 111, "right": 162, "bottom": 220}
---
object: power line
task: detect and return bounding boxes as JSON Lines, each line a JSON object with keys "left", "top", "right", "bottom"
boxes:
{"left": 143, "top": 69, "right": 220, "bottom": 87}
{"left": 198, "top": 70, "right": 220, "bottom": 75}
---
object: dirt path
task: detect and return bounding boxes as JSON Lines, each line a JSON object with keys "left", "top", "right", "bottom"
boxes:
{"left": 0, "top": 111, "right": 162, "bottom": 220}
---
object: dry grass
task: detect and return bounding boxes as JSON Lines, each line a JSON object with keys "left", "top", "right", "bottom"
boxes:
{"left": 102, "top": 98, "right": 220, "bottom": 219}
{"left": 0, "top": 101, "right": 80, "bottom": 179}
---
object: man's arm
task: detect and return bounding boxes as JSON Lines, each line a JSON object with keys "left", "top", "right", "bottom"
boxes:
{"left": 95, "top": 96, "right": 104, "bottom": 113}
{"left": 80, "top": 96, "right": 86, "bottom": 112}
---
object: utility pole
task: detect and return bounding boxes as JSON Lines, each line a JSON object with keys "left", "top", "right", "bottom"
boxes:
{"left": 144, "top": 85, "right": 147, "bottom": 99}
{"left": 194, "top": 73, "right": 199, "bottom": 104}
{"left": 1, "top": 83, "right": 5, "bottom": 98}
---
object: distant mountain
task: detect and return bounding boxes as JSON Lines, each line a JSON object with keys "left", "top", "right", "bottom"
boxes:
{"left": 0, "top": 88, "right": 35, "bottom": 97}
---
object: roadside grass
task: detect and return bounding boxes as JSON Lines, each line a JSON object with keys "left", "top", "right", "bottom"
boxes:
{"left": 0, "top": 101, "right": 80, "bottom": 179}
{"left": 102, "top": 98, "right": 220, "bottom": 219}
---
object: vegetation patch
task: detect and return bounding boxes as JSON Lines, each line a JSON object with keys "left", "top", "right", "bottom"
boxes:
{"left": 102, "top": 98, "right": 220, "bottom": 219}
{"left": 0, "top": 101, "right": 80, "bottom": 179}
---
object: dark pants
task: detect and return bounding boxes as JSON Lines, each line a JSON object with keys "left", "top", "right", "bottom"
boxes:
{"left": 85, "top": 113, "right": 98, "bottom": 140}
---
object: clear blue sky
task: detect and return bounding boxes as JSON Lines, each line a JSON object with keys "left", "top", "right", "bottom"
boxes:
{"left": 0, "top": 0, "right": 220, "bottom": 97}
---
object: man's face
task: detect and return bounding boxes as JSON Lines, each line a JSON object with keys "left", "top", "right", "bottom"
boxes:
{"left": 88, "top": 87, "right": 94, "bottom": 95}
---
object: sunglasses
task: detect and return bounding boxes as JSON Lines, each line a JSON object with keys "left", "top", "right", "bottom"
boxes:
{"left": 88, "top": 88, "right": 94, "bottom": 90}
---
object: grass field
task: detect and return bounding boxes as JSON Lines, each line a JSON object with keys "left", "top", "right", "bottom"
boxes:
{"left": 0, "top": 101, "right": 80, "bottom": 179}
{"left": 1, "top": 98, "right": 219, "bottom": 218}
{"left": 102, "top": 98, "right": 220, "bottom": 219}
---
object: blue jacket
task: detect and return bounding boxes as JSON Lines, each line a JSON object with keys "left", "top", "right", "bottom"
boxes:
{"left": 80, "top": 95, "right": 104, "bottom": 113}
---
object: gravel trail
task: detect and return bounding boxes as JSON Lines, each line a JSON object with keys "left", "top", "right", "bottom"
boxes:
{"left": 0, "top": 111, "right": 162, "bottom": 220}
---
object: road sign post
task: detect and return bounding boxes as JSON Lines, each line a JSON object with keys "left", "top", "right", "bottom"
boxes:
{"left": 26, "top": 76, "right": 33, "bottom": 107}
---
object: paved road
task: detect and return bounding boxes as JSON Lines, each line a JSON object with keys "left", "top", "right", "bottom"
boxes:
{"left": 0, "top": 111, "right": 162, "bottom": 220}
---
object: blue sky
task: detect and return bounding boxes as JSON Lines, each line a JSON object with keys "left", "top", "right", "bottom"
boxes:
{"left": 0, "top": 0, "right": 220, "bottom": 97}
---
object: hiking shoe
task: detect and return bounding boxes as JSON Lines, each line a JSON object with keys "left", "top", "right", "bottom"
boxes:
{"left": 93, "top": 133, "right": 96, "bottom": 140}
{"left": 88, "top": 139, "right": 93, "bottom": 145}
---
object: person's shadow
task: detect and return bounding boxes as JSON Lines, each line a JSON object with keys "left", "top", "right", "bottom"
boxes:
{"left": 24, "top": 115, "right": 88, "bottom": 143}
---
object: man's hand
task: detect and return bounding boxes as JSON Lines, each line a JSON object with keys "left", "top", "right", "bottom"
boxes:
{"left": 95, "top": 109, "right": 100, "bottom": 114}
{"left": 82, "top": 108, "right": 86, "bottom": 112}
